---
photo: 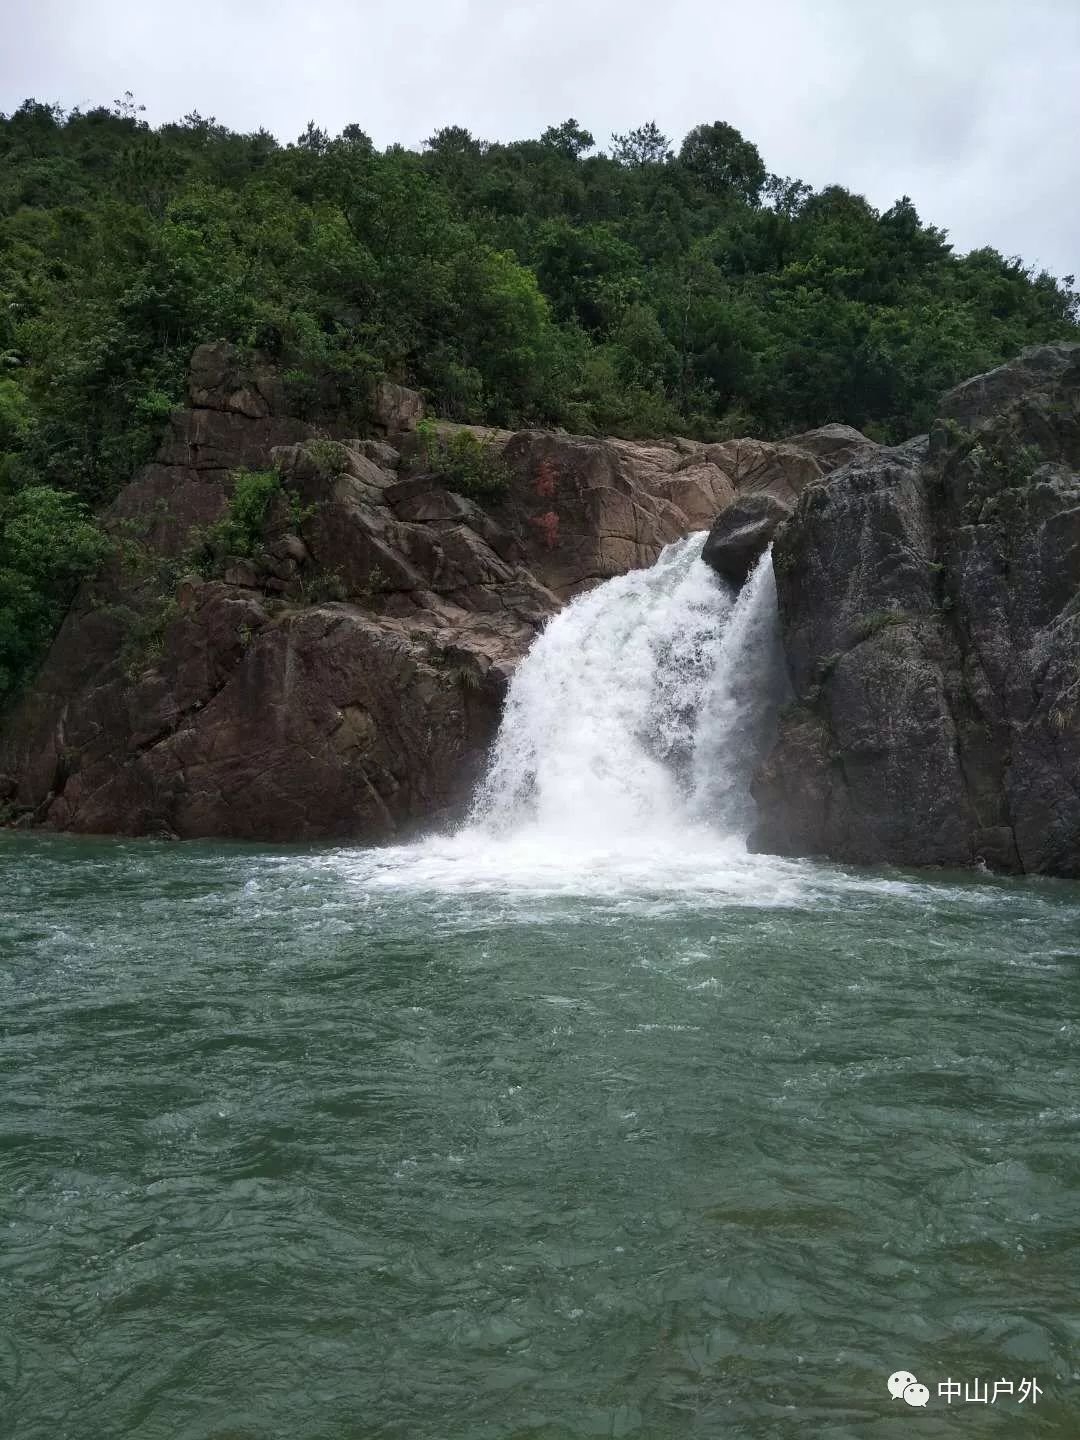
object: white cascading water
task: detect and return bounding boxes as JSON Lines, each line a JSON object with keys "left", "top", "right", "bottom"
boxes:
{"left": 336, "top": 533, "right": 801, "bottom": 897}
{"left": 341, "top": 532, "right": 932, "bottom": 900}
{"left": 469, "top": 534, "right": 788, "bottom": 850}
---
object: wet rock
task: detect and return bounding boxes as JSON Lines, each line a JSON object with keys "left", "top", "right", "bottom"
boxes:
{"left": 385, "top": 475, "right": 472, "bottom": 523}
{"left": 270, "top": 533, "right": 310, "bottom": 565}
{"left": 493, "top": 430, "right": 820, "bottom": 598}
{"left": 702, "top": 493, "right": 792, "bottom": 588}
{"left": 701, "top": 437, "right": 822, "bottom": 506}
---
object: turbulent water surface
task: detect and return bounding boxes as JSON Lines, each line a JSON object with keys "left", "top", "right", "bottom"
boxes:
{"left": 3, "top": 540, "right": 1079, "bottom": 1438}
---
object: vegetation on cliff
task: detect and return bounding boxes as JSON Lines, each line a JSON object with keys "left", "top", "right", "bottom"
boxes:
{"left": 0, "top": 95, "right": 1077, "bottom": 701}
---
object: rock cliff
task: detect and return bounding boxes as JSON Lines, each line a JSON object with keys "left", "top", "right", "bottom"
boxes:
{"left": 0, "top": 343, "right": 824, "bottom": 841}
{"left": 752, "top": 343, "right": 1080, "bottom": 878}
{"left": 6, "top": 341, "right": 1075, "bottom": 872}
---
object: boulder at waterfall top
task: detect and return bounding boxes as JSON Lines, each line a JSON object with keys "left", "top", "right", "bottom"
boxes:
{"left": 702, "top": 494, "right": 793, "bottom": 588}
{"left": 0, "top": 342, "right": 829, "bottom": 842}
{"left": 751, "top": 341, "right": 1080, "bottom": 879}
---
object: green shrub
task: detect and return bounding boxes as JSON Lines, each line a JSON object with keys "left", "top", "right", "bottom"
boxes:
{"left": 297, "top": 567, "right": 347, "bottom": 603}
{"left": 304, "top": 439, "right": 349, "bottom": 476}
{"left": 416, "top": 421, "right": 509, "bottom": 501}
{"left": 188, "top": 468, "right": 282, "bottom": 572}
{"left": 976, "top": 433, "right": 1042, "bottom": 489}
{"left": 120, "top": 594, "right": 181, "bottom": 680}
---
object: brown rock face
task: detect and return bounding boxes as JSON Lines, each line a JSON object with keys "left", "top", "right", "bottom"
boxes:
{"left": 490, "top": 429, "right": 824, "bottom": 599}
{"left": 0, "top": 356, "right": 555, "bottom": 840}
{"left": 34, "top": 592, "right": 522, "bottom": 843}
{"left": 0, "top": 341, "right": 865, "bottom": 843}
{"left": 370, "top": 381, "right": 426, "bottom": 437}
{"left": 780, "top": 423, "right": 880, "bottom": 471}
{"left": 187, "top": 340, "right": 287, "bottom": 419}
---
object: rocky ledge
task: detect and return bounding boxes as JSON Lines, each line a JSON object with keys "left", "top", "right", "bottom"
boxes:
{"left": 0, "top": 343, "right": 842, "bottom": 842}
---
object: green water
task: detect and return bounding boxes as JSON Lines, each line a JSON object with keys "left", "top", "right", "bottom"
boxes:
{"left": 2, "top": 832, "right": 1079, "bottom": 1438}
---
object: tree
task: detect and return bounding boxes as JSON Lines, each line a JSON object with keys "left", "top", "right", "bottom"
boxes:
{"left": 0, "top": 487, "right": 107, "bottom": 700}
{"left": 424, "top": 125, "right": 482, "bottom": 159}
{"left": 678, "top": 122, "right": 766, "bottom": 204}
{"left": 540, "top": 118, "right": 595, "bottom": 159}
{"left": 296, "top": 120, "right": 330, "bottom": 155}
{"left": 422, "top": 126, "right": 484, "bottom": 192}
{"left": 764, "top": 173, "right": 813, "bottom": 218}
{"left": 534, "top": 220, "right": 642, "bottom": 331}
{"left": 609, "top": 122, "right": 672, "bottom": 167}
{"left": 340, "top": 123, "right": 373, "bottom": 150}
{"left": 111, "top": 91, "right": 146, "bottom": 125}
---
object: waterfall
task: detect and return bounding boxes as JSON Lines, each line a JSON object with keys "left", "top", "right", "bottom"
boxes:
{"left": 688, "top": 550, "right": 791, "bottom": 836}
{"left": 470, "top": 534, "right": 788, "bottom": 848}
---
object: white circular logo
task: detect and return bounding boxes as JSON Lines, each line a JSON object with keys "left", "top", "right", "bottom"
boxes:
{"left": 887, "top": 1370, "right": 918, "bottom": 1400}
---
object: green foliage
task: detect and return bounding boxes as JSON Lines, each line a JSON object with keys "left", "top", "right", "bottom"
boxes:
{"left": 216, "top": 468, "right": 282, "bottom": 555}
{"left": 120, "top": 593, "right": 180, "bottom": 680}
{"left": 678, "top": 122, "right": 767, "bottom": 204}
{"left": 356, "top": 563, "right": 385, "bottom": 603}
{"left": 1, "top": 95, "right": 1074, "bottom": 483}
{"left": 971, "top": 432, "right": 1043, "bottom": 489}
{"left": 297, "top": 566, "right": 347, "bottom": 604}
{"left": 540, "top": 119, "right": 595, "bottom": 160}
{"left": 0, "top": 487, "right": 107, "bottom": 701}
{"left": 610, "top": 122, "right": 672, "bottom": 168}
{"left": 416, "top": 421, "right": 510, "bottom": 500}
{"left": 0, "top": 93, "right": 1076, "bottom": 700}
{"left": 936, "top": 416, "right": 974, "bottom": 449}
{"left": 188, "top": 468, "right": 281, "bottom": 572}
{"left": 304, "top": 439, "right": 349, "bottom": 476}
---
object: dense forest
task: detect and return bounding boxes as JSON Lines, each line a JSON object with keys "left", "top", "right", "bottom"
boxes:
{"left": 0, "top": 96, "right": 1077, "bottom": 701}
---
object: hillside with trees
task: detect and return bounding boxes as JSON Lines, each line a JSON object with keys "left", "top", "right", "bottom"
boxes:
{"left": 0, "top": 96, "right": 1077, "bottom": 701}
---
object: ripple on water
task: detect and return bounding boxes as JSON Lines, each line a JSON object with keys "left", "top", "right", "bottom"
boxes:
{"left": 1, "top": 830, "right": 1079, "bottom": 1437}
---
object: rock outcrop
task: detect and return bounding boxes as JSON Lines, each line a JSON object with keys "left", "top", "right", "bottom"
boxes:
{"left": 490, "top": 428, "right": 839, "bottom": 598}
{"left": 752, "top": 343, "right": 1080, "bottom": 878}
{"left": 702, "top": 493, "right": 793, "bottom": 588}
{"left": 701, "top": 425, "right": 878, "bottom": 587}
{"left": 0, "top": 342, "right": 830, "bottom": 841}
{"left": 369, "top": 380, "right": 426, "bottom": 438}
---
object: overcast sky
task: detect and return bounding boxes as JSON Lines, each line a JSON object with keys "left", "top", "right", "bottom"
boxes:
{"left": 3, "top": 0, "right": 1077, "bottom": 279}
